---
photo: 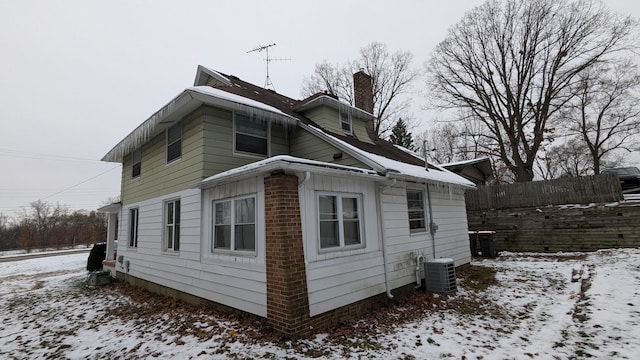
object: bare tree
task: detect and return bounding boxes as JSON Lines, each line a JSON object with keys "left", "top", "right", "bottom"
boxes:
{"left": 536, "top": 138, "right": 595, "bottom": 179}
{"left": 302, "top": 42, "right": 419, "bottom": 138}
{"left": 561, "top": 60, "right": 640, "bottom": 174}
{"left": 426, "top": 0, "right": 637, "bottom": 182}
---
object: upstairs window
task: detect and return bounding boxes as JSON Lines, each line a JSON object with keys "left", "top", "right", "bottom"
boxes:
{"left": 318, "top": 193, "right": 362, "bottom": 250}
{"left": 235, "top": 113, "right": 268, "bottom": 157}
{"left": 340, "top": 111, "right": 352, "bottom": 134}
{"left": 406, "top": 189, "right": 426, "bottom": 232}
{"left": 166, "top": 122, "right": 182, "bottom": 163}
{"left": 213, "top": 196, "right": 256, "bottom": 253}
{"left": 131, "top": 148, "right": 141, "bottom": 179}
{"left": 164, "top": 199, "right": 180, "bottom": 251}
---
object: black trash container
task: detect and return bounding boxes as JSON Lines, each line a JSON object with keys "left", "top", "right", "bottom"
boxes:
{"left": 478, "top": 231, "right": 497, "bottom": 258}
{"left": 468, "top": 231, "right": 479, "bottom": 256}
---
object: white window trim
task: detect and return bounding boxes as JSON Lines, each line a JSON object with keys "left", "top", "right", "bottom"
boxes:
{"left": 163, "top": 198, "right": 181, "bottom": 253}
{"left": 131, "top": 148, "right": 142, "bottom": 180}
{"left": 128, "top": 207, "right": 139, "bottom": 248}
{"left": 212, "top": 194, "right": 258, "bottom": 256}
{"left": 317, "top": 191, "right": 364, "bottom": 253}
{"left": 233, "top": 112, "right": 270, "bottom": 159}
{"left": 407, "top": 188, "right": 427, "bottom": 234}
{"left": 166, "top": 122, "right": 182, "bottom": 165}
{"left": 340, "top": 110, "right": 352, "bottom": 135}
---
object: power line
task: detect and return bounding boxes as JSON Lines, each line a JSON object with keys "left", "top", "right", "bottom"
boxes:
{"left": 40, "top": 164, "right": 121, "bottom": 201}
{"left": 0, "top": 164, "right": 121, "bottom": 218}
{"left": 0, "top": 148, "right": 103, "bottom": 163}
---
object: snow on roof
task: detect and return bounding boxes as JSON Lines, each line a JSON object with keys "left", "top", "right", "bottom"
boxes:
{"left": 364, "top": 151, "right": 476, "bottom": 187}
{"left": 101, "top": 86, "right": 297, "bottom": 162}
{"left": 198, "top": 155, "right": 380, "bottom": 188}
{"left": 442, "top": 157, "right": 491, "bottom": 167}
{"left": 189, "top": 86, "right": 290, "bottom": 118}
{"left": 317, "top": 130, "right": 475, "bottom": 188}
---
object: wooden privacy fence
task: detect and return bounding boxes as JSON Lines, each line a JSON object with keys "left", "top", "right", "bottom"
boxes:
{"left": 466, "top": 174, "right": 623, "bottom": 211}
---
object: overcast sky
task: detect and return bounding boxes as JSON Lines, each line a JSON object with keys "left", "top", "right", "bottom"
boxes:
{"left": 1, "top": 0, "right": 638, "bottom": 220}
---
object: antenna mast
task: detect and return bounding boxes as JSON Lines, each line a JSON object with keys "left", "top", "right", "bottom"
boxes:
{"left": 247, "top": 43, "right": 290, "bottom": 90}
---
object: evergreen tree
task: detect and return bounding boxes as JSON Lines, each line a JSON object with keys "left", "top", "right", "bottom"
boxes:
{"left": 389, "top": 118, "right": 414, "bottom": 150}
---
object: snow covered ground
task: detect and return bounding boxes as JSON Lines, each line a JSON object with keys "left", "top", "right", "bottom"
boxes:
{"left": 1, "top": 249, "right": 639, "bottom": 359}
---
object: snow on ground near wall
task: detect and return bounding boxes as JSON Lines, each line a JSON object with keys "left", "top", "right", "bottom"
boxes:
{"left": 1, "top": 250, "right": 639, "bottom": 359}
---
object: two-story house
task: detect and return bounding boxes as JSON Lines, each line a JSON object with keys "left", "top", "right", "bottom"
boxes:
{"left": 99, "top": 65, "right": 475, "bottom": 337}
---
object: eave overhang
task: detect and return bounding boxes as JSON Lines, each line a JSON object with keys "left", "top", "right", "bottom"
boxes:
{"left": 101, "top": 87, "right": 298, "bottom": 163}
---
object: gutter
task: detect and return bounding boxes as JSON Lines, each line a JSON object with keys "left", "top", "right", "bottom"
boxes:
{"left": 195, "top": 156, "right": 382, "bottom": 189}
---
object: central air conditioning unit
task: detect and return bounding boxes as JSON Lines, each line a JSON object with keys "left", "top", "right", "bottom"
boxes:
{"left": 424, "top": 258, "right": 457, "bottom": 294}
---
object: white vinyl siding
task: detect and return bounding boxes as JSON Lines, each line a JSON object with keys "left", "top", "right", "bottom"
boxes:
{"left": 300, "top": 175, "right": 471, "bottom": 317}
{"left": 116, "top": 188, "right": 267, "bottom": 317}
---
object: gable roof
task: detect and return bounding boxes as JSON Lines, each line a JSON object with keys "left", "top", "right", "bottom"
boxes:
{"left": 102, "top": 65, "right": 474, "bottom": 188}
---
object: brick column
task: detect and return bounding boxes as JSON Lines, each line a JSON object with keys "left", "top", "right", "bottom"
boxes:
{"left": 264, "top": 172, "right": 310, "bottom": 337}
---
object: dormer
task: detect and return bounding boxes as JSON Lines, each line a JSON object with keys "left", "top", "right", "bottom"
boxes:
{"left": 294, "top": 71, "right": 377, "bottom": 144}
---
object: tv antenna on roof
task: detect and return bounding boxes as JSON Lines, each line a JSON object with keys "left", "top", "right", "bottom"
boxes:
{"left": 247, "top": 43, "right": 290, "bottom": 91}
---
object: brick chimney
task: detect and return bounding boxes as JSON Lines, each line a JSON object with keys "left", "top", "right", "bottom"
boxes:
{"left": 353, "top": 70, "right": 374, "bottom": 113}
{"left": 353, "top": 70, "right": 376, "bottom": 139}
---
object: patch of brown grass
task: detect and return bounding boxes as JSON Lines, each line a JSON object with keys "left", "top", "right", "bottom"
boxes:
{"left": 457, "top": 264, "right": 499, "bottom": 292}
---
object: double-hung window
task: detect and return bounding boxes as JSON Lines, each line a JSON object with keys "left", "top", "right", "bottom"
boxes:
{"left": 318, "top": 193, "right": 362, "bottom": 250}
{"left": 131, "top": 148, "right": 141, "bottom": 179}
{"left": 128, "top": 208, "right": 139, "bottom": 248}
{"left": 164, "top": 199, "right": 180, "bottom": 251}
{"left": 166, "top": 122, "right": 182, "bottom": 163}
{"left": 234, "top": 113, "right": 268, "bottom": 157}
{"left": 340, "top": 111, "right": 352, "bottom": 134}
{"left": 213, "top": 196, "right": 256, "bottom": 252}
{"left": 406, "top": 189, "right": 426, "bottom": 232}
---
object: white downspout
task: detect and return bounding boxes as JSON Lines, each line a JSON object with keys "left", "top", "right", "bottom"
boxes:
{"left": 422, "top": 140, "right": 438, "bottom": 258}
{"left": 415, "top": 253, "right": 424, "bottom": 288}
{"left": 426, "top": 183, "right": 437, "bottom": 258}
{"left": 377, "top": 178, "right": 396, "bottom": 299}
{"left": 298, "top": 171, "right": 311, "bottom": 186}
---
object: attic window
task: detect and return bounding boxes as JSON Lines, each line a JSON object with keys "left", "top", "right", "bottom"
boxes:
{"left": 340, "top": 111, "right": 352, "bottom": 134}
{"left": 234, "top": 113, "right": 269, "bottom": 157}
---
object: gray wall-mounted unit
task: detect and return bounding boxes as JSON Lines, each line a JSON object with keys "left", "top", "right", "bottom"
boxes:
{"left": 424, "top": 258, "right": 457, "bottom": 294}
